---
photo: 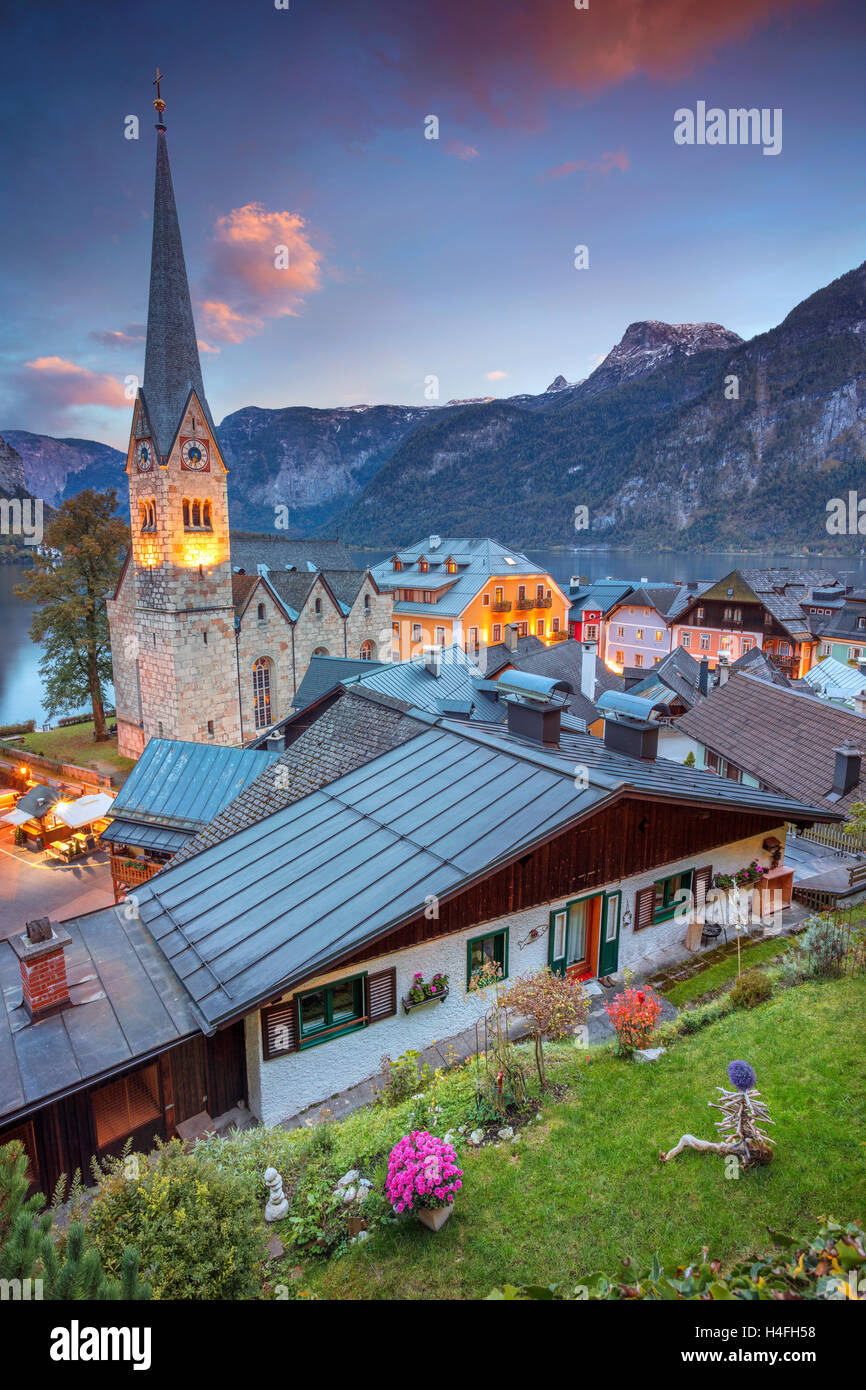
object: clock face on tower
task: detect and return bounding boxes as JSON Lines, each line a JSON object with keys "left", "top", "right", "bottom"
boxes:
{"left": 181, "top": 437, "right": 209, "bottom": 471}
{"left": 136, "top": 440, "right": 153, "bottom": 473}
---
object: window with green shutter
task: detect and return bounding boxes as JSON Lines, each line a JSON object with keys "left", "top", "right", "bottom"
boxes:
{"left": 466, "top": 928, "right": 509, "bottom": 987}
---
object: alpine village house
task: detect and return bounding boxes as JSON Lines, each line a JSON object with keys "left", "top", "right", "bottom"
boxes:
{"left": 0, "top": 104, "right": 844, "bottom": 1193}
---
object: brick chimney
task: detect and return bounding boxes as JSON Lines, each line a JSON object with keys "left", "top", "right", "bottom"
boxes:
{"left": 11, "top": 920, "right": 72, "bottom": 1021}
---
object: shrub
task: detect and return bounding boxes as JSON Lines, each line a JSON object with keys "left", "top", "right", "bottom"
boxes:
{"left": 605, "top": 985, "right": 663, "bottom": 1056}
{"left": 782, "top": 914, "right": 849, "bottom": 980}
{"left": 385, "top": 1131, "right": 463, "bottom": 1213}
{"left": 377, "top": 1049, "right": 431, "bottom": 1107}
{"left": 500, "top": 968, "right": 588, "bottom": 1088}
{"left": 87, "top": 1140, "right": 265, "bottom": 1300}
{"left": 676, "top": 994, "right": 735, "bottom": 1034}
{"left": 729, "top": 968, "right": 773, "bottom": 1010}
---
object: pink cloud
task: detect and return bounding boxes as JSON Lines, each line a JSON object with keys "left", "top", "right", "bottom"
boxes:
{"left": 486, "top": 369, "right": 508, "bottom": 380}
{"left": 542, "top": 149, "right": 629, "bottom": 181}
{"left": 198, "top": 203, "right": 325, "bottom": 343}
{"left": 24, "top": 357, "right": 129, "bottom": 410}
{"left": 89, "top": 323, "right": 146, "bottom": 349}
{"left": 445, "top": 139, "right": 480, "bottom": 160}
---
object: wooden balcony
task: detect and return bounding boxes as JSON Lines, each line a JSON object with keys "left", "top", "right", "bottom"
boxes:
{"left": 110, "top": 853, "right": 162, "bottom": 903}
{"left": 515, "top": 598, "right": 535, "bottom": 610}
{"left": 535, "top": 596, "right": 552, "bottom": 608}
{"left": 491, "top": 600, "right": 512, "bottom": 612}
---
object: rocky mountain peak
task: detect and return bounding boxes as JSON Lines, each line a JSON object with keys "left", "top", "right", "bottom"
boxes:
{"left": 583, "top": 319, "right": 744, "bottom": 396}
{"left": 545, "top": 374, "right": 571, "bottom": 392}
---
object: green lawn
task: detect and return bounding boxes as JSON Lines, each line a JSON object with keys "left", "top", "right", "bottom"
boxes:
{"left": 294, "top": 975, "right": 866, "bottom": 1300}
{"left": 663, "top": 936, "right": 792, "bottom": 1008}
{"left": 11, "top": 720, "right": 134, "bottom": 779}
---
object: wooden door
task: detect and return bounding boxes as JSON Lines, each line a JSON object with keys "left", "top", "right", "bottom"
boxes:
{"left": 598, "top": 891, "right": 621, "bottom": 977}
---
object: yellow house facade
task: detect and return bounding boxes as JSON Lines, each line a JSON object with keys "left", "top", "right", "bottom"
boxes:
{"left": 370, "top": 536, "right": 571, "bottom": 662}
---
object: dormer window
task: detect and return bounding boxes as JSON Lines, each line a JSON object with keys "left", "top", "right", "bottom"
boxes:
{"left": 392, "top": 556, "right": 403, "bottom": 572}
{"left": 445, "top": 558, "right": 457, "bottom": 574}
{"left": 418, "top": 557, "right": 429, "bottom": 573}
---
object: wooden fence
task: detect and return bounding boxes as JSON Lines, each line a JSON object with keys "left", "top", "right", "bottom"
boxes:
{"left": 789, "top": 821, "right": 866, "bottom": 856}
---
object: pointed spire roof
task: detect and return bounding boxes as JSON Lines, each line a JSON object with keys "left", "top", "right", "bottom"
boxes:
{"left": 141, "top": 117, "right": 215, "bottom": 456}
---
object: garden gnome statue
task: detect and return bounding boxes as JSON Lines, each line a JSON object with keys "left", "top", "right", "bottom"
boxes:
{"left": 264, "top": 1166, "right": 289, "bottom": 1222}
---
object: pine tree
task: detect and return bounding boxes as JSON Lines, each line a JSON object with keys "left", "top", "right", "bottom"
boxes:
{"left": 0, "top": 1141, "right": 150, "bottom": 1300}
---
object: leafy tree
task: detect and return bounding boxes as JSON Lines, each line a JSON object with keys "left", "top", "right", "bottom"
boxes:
{"left": 15, "top": 490, "right": 128, "bottom": 740}
{"left": 499, "top": 968, "right": 588, "bottom": 1090}
{"left": 0, "top": 1140, "right": 150, "bottom": 1299}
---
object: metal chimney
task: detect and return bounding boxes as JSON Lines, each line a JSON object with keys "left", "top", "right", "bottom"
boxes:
{"left": 830, "top": 740, "right": 861, "bottom": 798}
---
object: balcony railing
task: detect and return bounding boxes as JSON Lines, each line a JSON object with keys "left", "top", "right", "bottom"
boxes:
{"left": 515, "top": 598, "right": 535, "bottom": 610}
{"left": 491, "top": 600, "right": 512, "bottom": 612}
{"left": 535, "top": 596, "right": 552, "bottom": 608}
{"left": 110, "top": 853, "right": 162, "bottom": 902}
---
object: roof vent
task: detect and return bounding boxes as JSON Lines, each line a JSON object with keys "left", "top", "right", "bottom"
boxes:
{"left": 424, "top": 645, "right": 442, "bottom": 679}
{"left": 499, "top": 671, "right": 572, "bottom": 747}
{"left": 829, "top": 740, "right": 861, "bottom": 799}
{"left": 503, "top": 622, "right": 519, "bottom": 652}
{"left": 602, "top": 714, "right": 659, "bottom": 761}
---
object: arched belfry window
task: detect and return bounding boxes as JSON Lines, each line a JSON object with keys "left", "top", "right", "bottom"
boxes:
{"left": 252, "top": 658, "right": 272, "bottom": 731}
{"left": 139, "top": 498, "right": 156, "bottom": 532}
{"left": 314, "top": 597, "right": 322, "bottom": 615}
{"left": 183, "top": 497, "right": 213, "bottom": 532}
{"left": 257, "top": 602, "right": 266, "bottom": 622}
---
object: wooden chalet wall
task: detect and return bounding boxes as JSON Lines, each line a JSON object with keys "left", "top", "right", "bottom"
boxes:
{"left": 0, "top": 1022, "right": 246, "bottom": 1197}
{"left": 338, "top": 795, "right": 784, "bottom": 969}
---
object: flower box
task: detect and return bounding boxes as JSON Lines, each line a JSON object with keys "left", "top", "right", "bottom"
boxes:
{"left": 402, "top": 985, "right": 449, "bottom": 1014}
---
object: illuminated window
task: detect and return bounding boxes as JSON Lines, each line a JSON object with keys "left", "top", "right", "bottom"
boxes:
{"left": 535, "top": 619, "right": 545, "bottom": 637}
{"left": 360, "top": 640, "right": 375, "bottom": 660}
{"left": 92, "top": 1064, "right": 161, "bottom": 1150}
{"left": 492, "top": 624, "right": 502, "bottom": 642}
{"left": 313, "top": 646, "right": 329, "bottom": 656}
{"left": 419, "top": 557, "right": 429, "bottom": 573}
{"left": 253, "top": 658, "right": 272, "bottom": 730}
{"left": 446, "top": 559, "right": 457, "bottom": 574}
{"left": 552, "top": 618, "right": 560, "bottom": 632}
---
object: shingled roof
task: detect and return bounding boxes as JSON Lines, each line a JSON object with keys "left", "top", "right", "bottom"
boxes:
{"left": 676, "top": 671, "right": 866, "bottom": 813}
{"left": 169, "top": 688, "right": 423, "bottom": 866}
{"left": 140, "top": 126, "right": 214, "bottom": 456}
{"left": 230, "top": 535, "right": 356, "bottom": 575}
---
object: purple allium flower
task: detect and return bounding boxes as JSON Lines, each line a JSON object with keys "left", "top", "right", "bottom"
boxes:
{"left": 728, "top": 1059, "right": 757, "bottom": 1092}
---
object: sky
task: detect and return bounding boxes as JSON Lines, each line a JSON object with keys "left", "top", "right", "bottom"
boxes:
{"left": 0, "top": 0, "right": 864, "bottom": 449}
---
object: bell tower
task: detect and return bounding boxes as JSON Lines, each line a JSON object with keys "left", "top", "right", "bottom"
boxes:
{"left": 112, "top": 75, "right": 242, "bottom": 757}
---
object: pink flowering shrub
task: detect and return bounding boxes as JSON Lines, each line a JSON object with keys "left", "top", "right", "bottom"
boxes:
{"left": 386, "top": 1131, "right": 463, "bottom": 1213}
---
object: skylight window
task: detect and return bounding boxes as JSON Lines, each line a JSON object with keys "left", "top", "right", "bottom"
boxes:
{"left": 504, "top": 557, "right": 516, "bottom": 566}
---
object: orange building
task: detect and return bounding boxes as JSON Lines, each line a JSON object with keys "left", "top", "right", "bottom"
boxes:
{"left": 371, "top": 536, "right": 570, "bottom": 661}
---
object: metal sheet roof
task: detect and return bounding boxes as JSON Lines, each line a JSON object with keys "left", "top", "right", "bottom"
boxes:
{"left": 132, "top": 723, "right": 610, "bottom": 1028}
{"left": 107, "top": 739, "right": 278, "bottom": 831}
{"left": 0, "top": 906, "right": 203, "bottom": 1126}
{"left": 131, "top": 709, "right": 837, "bottom": 1030}
{"left": 99, "top": 819, "right": 191, "bottom": 853}
{"left": 349, "top": 645, "right": 506, "bottom": 722}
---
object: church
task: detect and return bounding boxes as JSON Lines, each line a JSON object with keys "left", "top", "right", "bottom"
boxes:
{"left": 107, "top": 94, "right": 391, "bottom": 760}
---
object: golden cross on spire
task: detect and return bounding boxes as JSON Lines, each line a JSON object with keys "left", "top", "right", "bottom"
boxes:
{"left": 152, "top": 67, "right": 166, "bottom": 115}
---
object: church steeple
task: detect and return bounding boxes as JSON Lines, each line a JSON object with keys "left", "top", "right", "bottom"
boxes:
{"left": 141, "top": 75, "right": 214, "bottom": 457}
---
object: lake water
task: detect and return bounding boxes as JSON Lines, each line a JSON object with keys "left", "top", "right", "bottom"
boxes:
{"left": 4, "top": 546, "right": 866, "bottom": 726}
